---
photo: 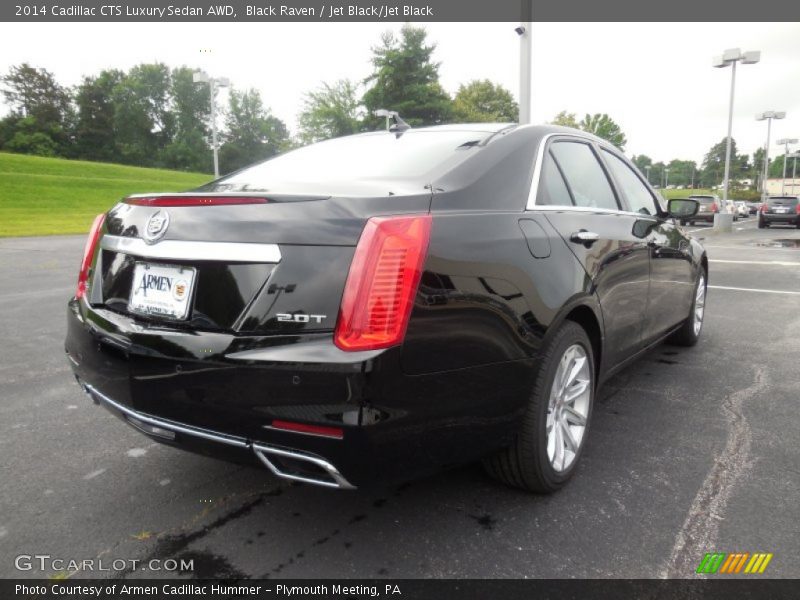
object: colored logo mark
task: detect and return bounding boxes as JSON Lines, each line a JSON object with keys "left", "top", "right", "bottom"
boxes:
{"left": 696, "top": 552, "right": 773, "bottom": 574}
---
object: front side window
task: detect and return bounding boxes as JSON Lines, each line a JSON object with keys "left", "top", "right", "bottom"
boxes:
{"left": 549, "top": 142, "right": 619, "bottom": 211}
{"left": 602, "top": 150, "right": 658, "bottom": 215}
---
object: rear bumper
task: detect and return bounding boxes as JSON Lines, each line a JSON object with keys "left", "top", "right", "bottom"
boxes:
{"left": 80, "top": 381, "right": 355, "bottom": 489}
{"left": 761, "top": 213, "right": 799, "bottom": 224}
{"left": 66, "top": 298, "right": 533, "bottom": 489}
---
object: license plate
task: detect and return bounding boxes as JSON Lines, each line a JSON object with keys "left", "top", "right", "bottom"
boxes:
{"left": 128, "top": 262, "right": 196, "bottom": 320}
{"left": 775, "top": 208, "right": 788, "bottom": 213}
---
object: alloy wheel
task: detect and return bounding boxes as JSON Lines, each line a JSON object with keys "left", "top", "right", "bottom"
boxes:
{"left": 693, "top": 274, "right": 706, "bottom": 336}
{"left": 546, "top": 344, "right": 591, "bottom": 473}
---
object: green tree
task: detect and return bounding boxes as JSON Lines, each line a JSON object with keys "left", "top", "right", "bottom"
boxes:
{"left": 73, "top": 69, "right": 124, "bottom": 162}
{"left": 1, "top": 63, "right": 73, "bottom": 155}
{"left": 297, "top": 79, "right": 362, "bottom": 144}
{"left": 550, "top": 110, "right": 579, "bottom": 128}
{"left": 579, "top": 113, "right": 627, "bottom": 149}
{"left": 699, "top": 137, "right": 733, "bottom": 188}
{"left": 111, "top": 63, "right": 174, "bottom": 166}
{"left": 451, "top": 80, "right": 517, "bottom": 123}
{"left": 218, "top": 87, "right": 289, "bottom": 174}
{"left": 161, "top": 67, "right": 212, "bottom": 172}
{"left": 362, "top": 25, "right": 452, "bottom": 127}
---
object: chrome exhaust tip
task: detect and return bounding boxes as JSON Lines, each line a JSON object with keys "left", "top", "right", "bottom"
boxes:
{"left": 252, "top": 443, "right": 356, "bottom": 490}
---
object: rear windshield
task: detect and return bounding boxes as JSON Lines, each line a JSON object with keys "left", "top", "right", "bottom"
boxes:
{"left": 202, "top": 131, "right": 490, "bottom": 193}
{"left": 768, "top": 197, "right": 799, "bottom": 206}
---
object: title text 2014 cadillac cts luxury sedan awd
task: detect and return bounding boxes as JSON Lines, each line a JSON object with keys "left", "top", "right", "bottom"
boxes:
{"left": 65, "top": 124, "right": 707, "bottom": 492}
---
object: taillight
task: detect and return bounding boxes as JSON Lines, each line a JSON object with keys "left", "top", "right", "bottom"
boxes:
{"left": 710, "top": 202, "right": 718, "bottom": 213}
{"left": 75, "top": 213, "right": 106, "bottom": 300}
{"left": 125, "top": 196, "right": 270, "bottom": 207}
{"left": 795, "top": 204, "right": 800, "bottom": 214}
{"left": 761, "top": 203, "right": 767, "bottom": 213}
{"left": 335, "top": 214, "right": 432, "bottom": 352}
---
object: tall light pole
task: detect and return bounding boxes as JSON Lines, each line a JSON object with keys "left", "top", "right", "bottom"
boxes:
{"left": 645, "top": 165, "right": 652, "bottom": 183}
{"left": 664, "top": 167, "right": 670, "bottom": 189}
{"left": 789, "top": 152, "right": 800, "bottom": 195}
{"left": 517, "top": 21, "right": 532, "bottom": 124}
{"left": 776, "top": 138, "right": 798, "bottom": 195}
{"left": 712, "top": 48, "right": 760, "bottom": 231}
{"left": 193, "top": 70, "right": 230, "bottom": 178}
{"left": 756, "top": 111, "right": 786, "bottom": 201}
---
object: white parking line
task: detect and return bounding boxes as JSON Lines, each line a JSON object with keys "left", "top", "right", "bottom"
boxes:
{"left": 709, "top": 259, "right": 800, "bottom": 266}
{"left": 709, "top": 285, "right": 800, "bottom": 296}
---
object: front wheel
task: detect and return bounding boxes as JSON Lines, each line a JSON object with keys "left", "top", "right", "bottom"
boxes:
{"left": 668, "top": 271, "right": 706, "bottom": 347}
{"left": 483, "top": 321, "right": 594, "bottom": 493}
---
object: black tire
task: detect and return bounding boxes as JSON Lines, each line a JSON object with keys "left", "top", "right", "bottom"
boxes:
{"left": 483, "top": 321, "right": 595, "bottom": 493}
{"left": 668, "top": 269, "right": 706, "bottom": 347}
{"left": 758, "top": 218, "right": 766, "bottom": 229}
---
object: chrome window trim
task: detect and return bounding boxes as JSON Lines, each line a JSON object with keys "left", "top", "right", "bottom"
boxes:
{"left": 526, "top": 204, "right": 659, "bottom": 220}
{"left": 525, "top": 132, "right": 662, "bottom": 220}
{"left": 100, "top": 235, "right": 282, "bottom": 263}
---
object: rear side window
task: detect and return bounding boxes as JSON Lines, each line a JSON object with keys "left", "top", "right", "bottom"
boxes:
{"left": 601, "top": 150, "right": 657, "bottom": 215}
{"left": 549, "top": 142, "right": 619, "bottom": 211}
{"left": 537, "top": 151, "right": 574, "bottom": 206}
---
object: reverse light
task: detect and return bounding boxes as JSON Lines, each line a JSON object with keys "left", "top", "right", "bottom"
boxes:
{"left": 335, "top": 214, "right": 432, "bottom": 352}
{"left": 75, "top": 213, "right": 106, "bottom": 300}
{"left": 125, "top": 196, "right": 270, "bottom": 207}
{"left": 271, "top": 420, "right": 344, "bottom": 440}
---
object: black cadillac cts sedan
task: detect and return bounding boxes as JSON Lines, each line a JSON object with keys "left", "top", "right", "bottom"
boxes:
{"left": 65, "top": 124, "right": 707, "bottom": 492}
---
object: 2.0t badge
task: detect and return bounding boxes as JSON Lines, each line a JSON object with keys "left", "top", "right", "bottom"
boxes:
{"left": 144, "top": 210, "right": 170, "bottom": 243}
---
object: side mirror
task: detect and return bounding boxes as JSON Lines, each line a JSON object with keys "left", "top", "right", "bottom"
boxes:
{"left": 667, "top": 198, "right": 699, "bottom": 219}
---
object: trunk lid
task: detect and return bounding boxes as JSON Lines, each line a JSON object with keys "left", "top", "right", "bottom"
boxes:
{"left": 92, "top": 192, "right": 431, "bottom": 335}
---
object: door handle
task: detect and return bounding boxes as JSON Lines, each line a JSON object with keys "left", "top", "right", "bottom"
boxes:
{"left": 570, "top": 230, "right": 600, "bottom": 247}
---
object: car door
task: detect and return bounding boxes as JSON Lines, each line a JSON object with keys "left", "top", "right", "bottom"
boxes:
{"left": 530, "top": 137, "right": 650, "bottom": 369}
{"left": 598, "top": 147, "right": 695, "bottom": 340}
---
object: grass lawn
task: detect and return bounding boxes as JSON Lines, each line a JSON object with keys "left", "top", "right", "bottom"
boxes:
{"left": 0, "top": 152, "right": 210, "bottom": 237}
{"left": 660, "top": 188, "right": 714, "bottom": 199}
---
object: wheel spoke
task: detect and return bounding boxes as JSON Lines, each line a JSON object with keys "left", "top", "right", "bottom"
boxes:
{"left": 553, "top": 423, "right": 565, "bottom": 471}
{"left": 564, "top": 378, "right": 589, "bottom": 404}
{"left": 560, "top": 419, "right": 578, "bottom": 453}
{"left": 563, "top": 405, "right": 587, "bottom": 426}
{"left": 564, "top": 356, "right": 587, "bottom": 391}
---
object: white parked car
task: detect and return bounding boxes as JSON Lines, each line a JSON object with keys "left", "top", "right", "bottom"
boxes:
{"left": 735, "top": 201, "right": 749, "bottom": 218}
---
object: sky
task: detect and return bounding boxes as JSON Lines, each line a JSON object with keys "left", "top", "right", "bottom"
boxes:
{"left": 1, "top": 21, "right": 799, "bottom": 165}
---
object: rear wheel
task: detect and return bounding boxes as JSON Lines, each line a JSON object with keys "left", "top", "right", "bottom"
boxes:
{"left": 668, "top": 270, "right": 706, "bottom": 347}
{"left": 483, "top": 321, "right": 594, "bottom": 493}
{"left": 758, "top": 218, "right": 766, "bottom": 229}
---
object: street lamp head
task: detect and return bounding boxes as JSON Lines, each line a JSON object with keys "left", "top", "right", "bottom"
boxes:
{"left": 742, "top": 50, "right": 761, "bottom": 64}
{"left": 777, "top": 138, "right": 799, "bottom": 145}
{"left": 757, "top": 111, "right": 786, "bottom": 121}
{"left": 722, "top": 48, "right": 742, "bottom": 62}
{"left": 215, "top": 77, "right": 230, "bottom": 88}
{"left": 714, "top": 48, "right": 760, "bottom": 68}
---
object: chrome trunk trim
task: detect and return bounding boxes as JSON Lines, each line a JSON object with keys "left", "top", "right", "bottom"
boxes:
{"left": 100, "top": 235, "right": 281, "bottom": 263}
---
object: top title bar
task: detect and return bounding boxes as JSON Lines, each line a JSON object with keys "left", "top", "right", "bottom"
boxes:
{"left": 3, "top": 0, "right": 800, "bottom": 22}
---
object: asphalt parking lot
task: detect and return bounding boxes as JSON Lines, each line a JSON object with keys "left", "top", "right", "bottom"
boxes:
{"left": 1, "top": 217, "right": 799, "bottom": 579}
